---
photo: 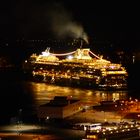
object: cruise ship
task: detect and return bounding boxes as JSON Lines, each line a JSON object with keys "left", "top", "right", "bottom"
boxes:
{"left": 23, "top": 47, "right": 128, "bottom": 90}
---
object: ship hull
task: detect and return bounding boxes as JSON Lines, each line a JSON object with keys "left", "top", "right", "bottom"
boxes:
{"left": 23, "top": 68, "right": 127, "bottom": 90}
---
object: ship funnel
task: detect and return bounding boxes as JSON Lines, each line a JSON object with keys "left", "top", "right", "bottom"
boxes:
{"left": 45, "top": 47, "right": 50, "bottom": 53}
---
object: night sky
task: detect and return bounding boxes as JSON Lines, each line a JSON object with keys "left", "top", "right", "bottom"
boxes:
{"left": 15, "top": 1, "right": 140, "bottom": 44}
{"left": 0, "top": 1, "right": 140, "bottom": 51}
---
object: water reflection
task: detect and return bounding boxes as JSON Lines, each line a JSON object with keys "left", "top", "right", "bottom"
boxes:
{"left": 29, "top": 82, "right": 128, "bottom": 106}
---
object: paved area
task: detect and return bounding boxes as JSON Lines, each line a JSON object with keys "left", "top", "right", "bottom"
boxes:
{"left": 0, "top": 124, "right": 85, "bottom": 140}
{"left": 0, "top": 133, "right": 62, "bottom": 140}
{"left": 67, "top": 109, "right": 123, "bottom": 124}
{"left": 0, "top": 124, "right": 63, "bottom": 140}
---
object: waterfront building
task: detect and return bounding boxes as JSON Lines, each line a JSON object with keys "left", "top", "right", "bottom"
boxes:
{"left": 37, "top": 96, "right": 83, "bottom": 120}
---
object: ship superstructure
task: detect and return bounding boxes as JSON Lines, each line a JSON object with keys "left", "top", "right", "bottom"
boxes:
{"left": 23, "top": 47, "right": 128, "bottom": 90}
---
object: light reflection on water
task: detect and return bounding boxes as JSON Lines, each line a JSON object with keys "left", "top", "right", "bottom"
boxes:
{"left": 29, "top": 82, "right": 128, "bottom": 106}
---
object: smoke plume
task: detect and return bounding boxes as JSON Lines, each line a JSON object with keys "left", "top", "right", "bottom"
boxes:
{"left": 47, "top": 2, "right": 88, "bottom": 43}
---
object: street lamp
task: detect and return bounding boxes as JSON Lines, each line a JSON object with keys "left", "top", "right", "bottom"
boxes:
{"left": 120, "top": 108, "right": 124, "bottom": 121}
{"left": 135, "top": 99, "right": 139, "bottom": 111}
{"left": 18, "top": 109, "right": 22, "bottom": 124}
{"left": 101, "top": 111, "right": 106, "bottom": 122}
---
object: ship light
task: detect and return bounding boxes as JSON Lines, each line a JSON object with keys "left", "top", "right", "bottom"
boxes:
{"left": 42, "top": 51, "right": 50, "bottom": 56}
{"left": 110, "top": 65, "right": 115, "bottom": 69}
{"left": 67, "top": 55, "right": 73, "bottom": 60}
